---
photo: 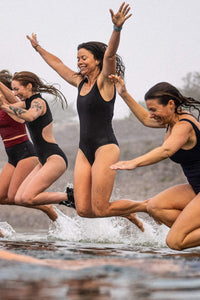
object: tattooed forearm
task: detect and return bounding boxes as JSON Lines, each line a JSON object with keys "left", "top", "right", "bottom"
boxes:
{"left": 9, "top": 105, "right": 26, "bottom": 117}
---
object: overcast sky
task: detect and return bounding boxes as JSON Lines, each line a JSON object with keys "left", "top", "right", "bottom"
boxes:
{"left": 1, "top": 0, "right": 200, "bottom": 118}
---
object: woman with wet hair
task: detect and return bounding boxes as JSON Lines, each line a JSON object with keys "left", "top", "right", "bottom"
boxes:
{"left": 110, "top": 75, "right": 200, "bottom": 250}
{"left": 0, "top": 71, "right": 74, "bottom": 210}
{"left": 26, "top": 2, "right": 144, "bottom": 231}
{"left": 0, "top": 70, "right": 62, "bottom": 224}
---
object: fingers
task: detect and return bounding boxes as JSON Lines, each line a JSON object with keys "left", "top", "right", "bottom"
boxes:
{"left": 110, "top": 162, "right": 126, "bottom": 170}
{"left": 109, "top": 9, "right": 114, "bottom": 18}
{"left": 119, "top": 2, "right": 131, "bottom": 17}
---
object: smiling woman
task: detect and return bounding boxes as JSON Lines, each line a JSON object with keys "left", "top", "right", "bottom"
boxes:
{"left": 26, "top": 2, "right": 145, "bottom": 231}
{"left": 0, "top": 71, "right": 75, "bottom": 210}
{"left": 109, "top": 74, "right": 200, "bottom": 251}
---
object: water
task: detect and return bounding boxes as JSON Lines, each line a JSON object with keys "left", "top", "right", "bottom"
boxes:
{"left": 0, "top": 207, "right": 200, "bottom": 300}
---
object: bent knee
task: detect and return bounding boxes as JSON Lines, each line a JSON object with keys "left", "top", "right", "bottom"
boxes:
{"left": 14, "top": 194, "right": 34, "bottom": 206}
{"left": 166, "top": 231, "right": 184, "bottom": 251}
{"left": 76, "top": 206, "right": 93, "bottom": 218}
{"left": 147, "top": 198, "right": 162, "bottom": 217}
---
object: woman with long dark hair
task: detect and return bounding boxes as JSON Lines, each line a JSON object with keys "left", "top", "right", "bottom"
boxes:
{"left": 26, "top": 3, "right": 144, "bottom": 230}
{"left": 110, "top": 74, "right": 200, "bottom": 250}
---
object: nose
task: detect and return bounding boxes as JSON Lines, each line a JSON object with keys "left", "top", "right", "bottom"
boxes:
{"left": 13, "top": 90, "right": 18, "bottom": 96}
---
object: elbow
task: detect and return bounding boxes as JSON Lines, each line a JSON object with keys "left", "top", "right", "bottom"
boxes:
{"left": 25, "top": 115, "right": 35, "bottom": 122}
{"left": 161, "top": 147, "right": 171, "bottom": 159}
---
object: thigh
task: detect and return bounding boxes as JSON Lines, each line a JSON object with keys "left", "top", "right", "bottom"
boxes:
{"left": 24, "top": 155, "right": 67, "bottom": 197}
{"left": 0, "top": 163, "right": 15, "bottom": 201}
{"left": 149, "top": 184, "right": 195, "bottom": 210}
{"left": 168, "top": 192, "right": 200, "bottom": 240}
{"left": 91, "top": 144, "right": 120, "bottom": 208}
{"left": 74, "top": 149, "right": 92, "bottom": 213}
{"left": 8, "top": 156, "right": 39, "bottom": 199}
{"left": 17, "top": 155, "right": 66, "bottom": 199}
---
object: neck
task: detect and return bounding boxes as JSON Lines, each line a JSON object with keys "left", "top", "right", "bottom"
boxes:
{"left": 86, "top": 70, "right": 100, "bottom": 86}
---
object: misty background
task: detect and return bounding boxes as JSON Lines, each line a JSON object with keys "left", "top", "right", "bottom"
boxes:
{"left": 1, "top": 0, "right": 200, "bottom": 118}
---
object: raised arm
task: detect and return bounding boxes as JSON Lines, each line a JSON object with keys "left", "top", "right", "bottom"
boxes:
{"left": 98, "top": 2, "right": 132, "bottom": 91}
{"left": 0, "top": 82, "right": 19, "bottom": 104}
{"left": 103, "top": 3, "right": 131, "bottom": 77}
{"left": 26, "top": 34, "right": 79, "bottom": 87}
{"left": 109, "top": 74, "right": 162, "bottom": 128}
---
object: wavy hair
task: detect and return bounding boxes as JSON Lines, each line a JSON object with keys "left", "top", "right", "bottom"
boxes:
{"left": 145, "top": 82, "right": 200, "bottom": 120}
{"left": 12, "top": 71, "right": 67, "bottom": 108}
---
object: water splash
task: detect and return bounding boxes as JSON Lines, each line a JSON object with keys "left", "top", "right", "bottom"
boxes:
{"left": 0, "top": 222, "right": 16, "bottom": 238}
{"left": 48, "top": 206, "right": 169, "bottom": 247}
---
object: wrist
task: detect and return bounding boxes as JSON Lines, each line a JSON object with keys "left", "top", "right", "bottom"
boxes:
{"left": 33, "top": 44, "right": 40, "bottom": 52}
{"left": 113, "top": 25, "right": 122, "bottom": 32}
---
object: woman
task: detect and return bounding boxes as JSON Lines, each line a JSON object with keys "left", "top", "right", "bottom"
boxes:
{"left": 0, "top": 69, "right": 60, "bottom": 223}
{"left": 0, "top": 71, "right": 74, "bottom": 209}
{"left": 110, "top": 74, "right": 200, "bottom": 251}
{"left": 26, "top": 3, "right": 144, "bottom": 230}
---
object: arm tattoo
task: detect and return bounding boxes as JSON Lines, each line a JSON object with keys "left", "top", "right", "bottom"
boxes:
{"left": 9, "top": 105, "right": 26, "bottom": 117}
{"left": 31, "top": 101, "right": 42, "bottom": 112}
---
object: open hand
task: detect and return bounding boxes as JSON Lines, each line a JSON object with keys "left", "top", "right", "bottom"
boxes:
{"left": 109, "top": 74, "right": 127, "bottom": 96}
{"left": 110, "top": 159, "right": 137, "bottom": 170}
{"left": 110, "top": 2, "right": 132, "bottom": 28}
{"left": 26, "top": 33, "right": 39, "bottom": 49}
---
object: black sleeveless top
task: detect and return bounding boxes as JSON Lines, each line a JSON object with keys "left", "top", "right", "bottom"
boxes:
{"left": 170, "top": 118, "right": 200, "bottom": 193}
{"left": 25, "top": 93, "right": 53, "bottom": 146}
{"left": 76, "top": 80, "right": 118, "bottom": 165}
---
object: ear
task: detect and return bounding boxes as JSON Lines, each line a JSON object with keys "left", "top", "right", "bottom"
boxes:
{"left": 27, "top": 83, "right": 33, "bottom": 91}
{"left": 168, "top": 99, "right": 176, "bottom": 111}
{"left": 96, "top": 59, "right": 101, "bottom": 66}
{"left": 168, "top": 99, "right": 175, "bottom": 106}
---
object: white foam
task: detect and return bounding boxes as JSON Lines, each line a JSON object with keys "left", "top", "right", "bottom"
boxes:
{"left": 0, "top": 222, "right": 16, "bottom": 238}
{"left": 48, "top": 206, "right": 169, "bottom": 247}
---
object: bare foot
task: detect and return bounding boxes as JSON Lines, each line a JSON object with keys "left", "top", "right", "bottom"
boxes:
{"left": 39, "top": 205, "right": 58, "bottom": 222}
{"left": 125, "top": 213, "right": 144, "bottom": 232}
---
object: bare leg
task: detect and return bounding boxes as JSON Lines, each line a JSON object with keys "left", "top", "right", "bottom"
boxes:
{"left": 15, "top": 155, "right": 68, "bottom": 206}
{"left": 74, "top": 150, "right": 95, "bottom": 217}
{"left": 74, "top": 146, "right": 145, "bottom": 230}
{"left": 166, "top": 192, "right": 200, "bottom": 250}
{"left": 0, "top": 163, "right": 15, "bottom": 204}
{"left": 147, "top": 184, "right": 195, "bottom": 227}
{"left": 3, "top": 157, "right": 59, "bottom": 222}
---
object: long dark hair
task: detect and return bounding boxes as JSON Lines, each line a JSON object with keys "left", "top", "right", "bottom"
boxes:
{"left": 77, "top": 41, "right": 125, "bottom": 78}
{"left": 145, "top": 82, "right": 200, "bottom": 120}
{"left": 12, "top": 71, "right": 67, "bottom": 108}
{"left": 0, "top": 69, "right": 12, "bottom": 89}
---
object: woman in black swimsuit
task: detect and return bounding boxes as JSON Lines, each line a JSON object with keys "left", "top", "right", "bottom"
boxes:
{"left": 110, "top": 75, "right": 200, "bottom": 251}
{"left": 0, "top": 71, "right": 74, "bottom": 208}
{"left": 26, "top": 3, "right": 144, "bottom": 230}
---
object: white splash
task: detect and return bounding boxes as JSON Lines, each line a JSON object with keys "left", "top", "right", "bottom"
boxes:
{"left": 0, "top": 222, "right": 16, "bottom": 238}
{"left": 48, "top": 206, "right": 169, "bottom": 247}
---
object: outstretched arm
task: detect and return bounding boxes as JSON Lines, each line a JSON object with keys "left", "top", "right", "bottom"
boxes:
{"left": 26, "top": 33, "right": 79, "bottom": 87}
{"left": 111, "top": 120, "right": 193, "bottom": 170}
{"left": 109, "top": 75, "right": 162, "bottom": 128}
{"left": 98, "top": 2, "right": 132, "bottom": 94}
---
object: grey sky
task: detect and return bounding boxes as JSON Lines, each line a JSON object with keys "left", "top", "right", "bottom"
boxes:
{"left": 1, "top": 0, "right": 200, "bottom": 118}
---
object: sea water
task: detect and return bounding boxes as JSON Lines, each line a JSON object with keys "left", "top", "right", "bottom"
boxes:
{"left": 0, "top": 206, "right": 200, "bottom": 300}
